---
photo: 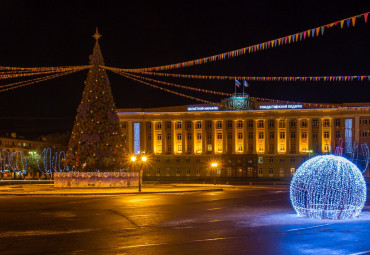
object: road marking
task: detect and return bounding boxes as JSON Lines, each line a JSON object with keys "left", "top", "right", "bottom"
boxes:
{"left": 286, "top": 223, "right": 332, "bottom": 232}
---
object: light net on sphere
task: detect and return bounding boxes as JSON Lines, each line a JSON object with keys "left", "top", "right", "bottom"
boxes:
{"left": 290, "top": 155, "right": 367, "bottom": 219}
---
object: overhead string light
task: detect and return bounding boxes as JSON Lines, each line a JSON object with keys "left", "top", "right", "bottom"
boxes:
{"left": 104, "top": 68, "right": 369, "bottom": 112}
{"left": 119, "top": 12, "right": 369, "bottom": 72}
{"left": 116, "top": 71, "right": 220, "bottom": 106}
{"left": 0, "top": 66, "right": 91, "bottom": 93}
{"left": 0, "top": 65, "right": 91, "bottom": 73}
{"left": 106, "top": 68, "right": 370, "bottom": 83}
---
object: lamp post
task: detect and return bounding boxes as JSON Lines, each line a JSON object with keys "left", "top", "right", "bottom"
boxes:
{"left": 211, "top": 162, "right": 218, "bottom": 185}
{"left": 307, "top": 149, "right": 313, "bottom": 158}
{"left": 140, "top": 155, "right": 147, "bottom": 192}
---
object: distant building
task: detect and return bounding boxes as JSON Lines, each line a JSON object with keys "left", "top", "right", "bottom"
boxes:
{"left": 117, "top": 96, "right": 370, "bottom": 181}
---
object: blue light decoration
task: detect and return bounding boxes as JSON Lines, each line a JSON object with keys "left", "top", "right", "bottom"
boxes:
{"left": 134, "top": 122, "right": 140, "bottom": 155}
{"left": 0, "top": 150, "right": 27, "bottom": 175}
{"left": 37, "top": 148, "right": 68, "bottom": 174}
{"left": 290, "top": 155, "right": 367, "bottom": 219}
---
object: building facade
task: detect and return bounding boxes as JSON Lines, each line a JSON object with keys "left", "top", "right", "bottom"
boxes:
{"left": 118, "top": 98, "right": 370, "bottom": 181}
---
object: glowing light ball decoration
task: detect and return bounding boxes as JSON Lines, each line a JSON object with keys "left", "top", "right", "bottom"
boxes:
{"left": 290, "top": 155, "right": 366, "bottom": 219}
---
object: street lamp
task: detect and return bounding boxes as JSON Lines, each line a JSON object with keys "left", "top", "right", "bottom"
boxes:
{"left": 307, "top": 149, "right": 313, "bottom": 158}
{"left": 211, "top": 162, "right": 218, "bottom": 185}
{"left": 131, "top": 155, "right": 148, "bottom": 192}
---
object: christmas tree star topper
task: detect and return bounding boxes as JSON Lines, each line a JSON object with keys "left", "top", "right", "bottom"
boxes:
{"left": 93, "top": 27, "right": 102, "bottom": 41}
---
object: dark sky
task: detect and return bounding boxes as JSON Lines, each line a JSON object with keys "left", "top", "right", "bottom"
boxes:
{"left": 0, "top": 1, "right": 369, "bottom": 134}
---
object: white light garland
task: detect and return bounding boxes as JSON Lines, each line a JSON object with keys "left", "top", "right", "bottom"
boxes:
{"left": 290, "top": 155, "right": 367, "bottom": 219}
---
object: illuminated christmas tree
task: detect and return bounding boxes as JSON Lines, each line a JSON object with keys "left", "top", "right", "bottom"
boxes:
{"left": 66, "top": 29, "right": 125, "bottom": 171}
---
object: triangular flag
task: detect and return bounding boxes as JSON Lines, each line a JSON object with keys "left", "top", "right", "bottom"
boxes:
{"left": 278, "top": 38, "right": 282, "bottom": 45}
{"left": 307, "top": 30, "right": 311, "bottom": 37}
{"left": 316, "top": 27, "right": 320, "bottom": 36}
{"left": 295, "top": 33, "right": 299, "bottom": 41}
{"left": 288, "top": 35, "right": 292, "bottom": 43}
{"left": 346, "top": 19, "right": 351, "bottom": 27}
{"left": 364, "top": 13, "right": 368, "bottom": 23}
{"left": 320, "top": 26, "right": 325, "bottom": 36}
{"left": 300, "top": 32, "right": 303, "bottom": 40}
{"left": 352, "top": 16, "right": 356, "bottom": 26}
{"left": 311, "top": 28, "right": 315, "bottom": 37}
{"left": 340, "top": 20, "right": 344, "bottom": 28}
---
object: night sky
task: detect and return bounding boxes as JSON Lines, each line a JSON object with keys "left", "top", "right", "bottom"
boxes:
{"left": 0, "top": 1, "right": 369, "bottom": 135}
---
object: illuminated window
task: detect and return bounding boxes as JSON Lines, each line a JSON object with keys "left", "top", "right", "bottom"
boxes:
{"left": 301, "top": 132, "right": 307, "bottom": 139}
{"left": 290, "top": 167, "right": 295, "bottom": 176}
{"left": 176, "top": 122, "right": 182, "bottom": 129}
{"left": 166, "top": 122, "right": 171, "bottom": 129}
{"left": 186, "top": 122, "right": 192, "bottom": 129}
{"left": 290, "top": 120, "right": 296, "bottom": 127}
{"left": 157, "top": 134, "right": 162, "bottom": 140}
{"left": 291, "top": 132, "right": 296, "bottom": 139}
{"left": 177, "top": 144, "right": 182, "bottom": 152}
{"left": 312, "top": 119, "right": 318, "bottom": 127}
{"left": 238, "top": 133, "right": 243, "bottom": 139}
{"left": 324, "top": 144, "right": 330, "bottom": 151}
{"left": 248, "top": 120, "right": 253, "bottom": 128}
{"left": 258, "top": 120, "right": 264, "bottom": 128}
{"left": 208, "top": 144, "right": 212, "bottom": 151}
{"left": 238, "top": 145, "right": 243, "bottom": 152}
{"left": 279, "top": 120, "right": 285, "bottom": 128}
{"left": 323, "top": 119, "right": 330, "bottom": 127}
{"left": 269, "top": 168, "right": 274, "bottom": 175}
{"left": 156, "top": 122, "right": 162, "bottom": 129}
{"left": 196, "top": 145, "right": 202, "bottom": 152}
{"left": 218, "top": 144, "right": 223, "bottom": 152}
{"left": 334, "top": 119, "right": 340, "bottom": 127}
{"left": 279, "top": 132, "right": 285, "bottom": 139}
{"left": 258, "top": 132, "right": 264, "bottom": 139}
{"left": 197, "top": 133, "right": 202, "bottom": 140}
{"left": 177, "top": 133, "right": 182, "bottom": 140}
{"left": 207, "top": 133, "right": 212, "bottom": 140}
{"left": 237, "top": 121, "right": 243, "bottom": 128}
{"left": 217, "top": 133, "right": 222, "bottom": 139}
{"left": 301, "top": 120, "right": 307, "bottom": 127}
{"left": 258, "top": 156, "right": 263, "bottom": 163}
{"left": 216, "top": 121, "right": 222, "bottom": 129}
{"left": 187, "top": 133, "right": 192, "bottom": 140}
{"left": 248, "top": 133, "right": 253, "bottom": 139}
{"left": 324, "top": 132, "right": 330, "bottom": 138}
{"left": 268, "top": 119, "right": 275, "bottom": 128}
{"left": 227, "top": 121, "right": 233, "bottom": 128}
{"left": 196, "top": 121, "right": 202, "bottom": 129}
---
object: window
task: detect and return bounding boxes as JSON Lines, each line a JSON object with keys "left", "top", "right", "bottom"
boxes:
{"left": 238, "top": 145, "right": 243, "bottom": 152}
{"left": 301, "top": 132, "right": 307, "bottom": 139}
{"left": 301, "top": 120, "right": 307, "bottom": 127}
{"left": 258, "top": 168, "right": 263, "bottom": 175}
{"left": 258, "top": 132, "right": 264, "bottom": 139}
{"left": 147, "top": 134, "right": 151, "bottom": 141}
{"left": 290, "top": 157, "right": 295, "bottom": 163}
{"left": 312, "top": 133, "right": 318, "bottom": 139}
{"left": 334, "top": 119, "right": 340, "bottom": 127}
{"left": 269, "top": 157, "right": 274, "bottom": 163}
{"left": 156, "top": 168, "right": 161, "bottom": 175}
{"left": 216, "top": 121, "right": 222, "bottom": 129}
{"left": 324, "top": 132, "right": 330, "bottom": 139}
{"left": 291, "top": 132, "right": 296, "bottom": 139}
{"left": 227, "top": 121, "right": 233, "bottom": 128}
{"left": 269, "top": 132, "right": 274, "bottom": 139}
{"left": 186, "top": 122, "right": 192, "bottom": 129}
{"left": 166, "top": 122, "right": 172, "bottom": 129}
{"left": 166, "top": 168, "right": 170, "bottom": 174}
{"left": 176, "top": 157, "right": 180, "bottom": 162}
{"left": 248, "top": 133, "right": 253, "bottom": 139}
{"left": 336, "top": 132, "right": 341, "bottom": 139}
{"left": 268, "top": 120, "right": 275, "bottom": 128}
{"left": 237, "top": 121, "right": 243, "bottom": 128}
{"left": 280, "top": 158, "right": 284, "bottom": 163}
{"left": 156, "top": 122, "right": 162, "bottom": 129}
{"left": 206, "top": 122, "right": 212, "bottom": 128}
{"left": 248, "top": 144, "right": 253, "bottom": 151}
{"left": 269, "top": 144, "right": 274, "bottom": 152}
{"left": 147, "top": 122, "right": 152, "bottom": 129}
{"left": 218, "top": 144, "right": 223, "bottom": 152}
{"left": 279, "top": 120, "right": 285, "bottom": 128}
{"left": 290, "top": 120, "right": 296, "bottom": 127}
{"left": 248, "top": 120, "right": 253, "bottom": 128}
{"left": 323, "top": 119, "right": 330, "bottom": 127}
{"left": 186, "top": 168, "right": 191, "bottom": 175}
{"left": 121, "top": 122, "right": 127, "bottom": 129}
{"left": 177, "top": 133, "right": 182, "bottom": 140}
{"left": 167, "top": 134, "right": 171, "bottom": 141}
{"left": 361, "top": 119, "right": 368, "bottom": 125}
{"left": 196, "top": 158, "right": 201, "bottom": 163}
{"left": 196, "top": 121, "right": 202, "bottom": 129}
{"left": 157, "top": 134, "right": 162, "bottom": 140}
{"left": 167, "top": 145, "right": 172, "bottom": 152}
{"left": 187, "top": 144, "right": 192, "bottom": 152}
{"left": 312, "top": 119, "right": 318, "bottom": 127}
{"left": 269, "top": 168, "right": 274, "bottom": 175}
{"left": 290, "top": 168, "right": 295, "bottom": 176}
{"left": 290, "top": 144, "right": 296, "bottom": 152}
{"left": 279, "top": 132, "right": 285, "bottom": 139}
{"left": 324, "top": 144, "right": 330, "bottom": 151}
{"left": 177, "top": 144, "right": 182, "bottom": 153}
{"left": 176, "top": 122, "right": 182, "bottom": 129}
{"left": 197, "top": 133, "right": 202, "bottom": 140}
{"left": 207, "top": 133, "right": 212, "bottom": 140}
{"left": 258, "top": 120, "right": 264, "bottom": 128}
{"left": 238, "top": 133, "right": 243, "bottom": 139}
{"left": 208, "top": 144, "right": 212, "bottom": 151}
{"left": 196, "top": 168, "right": 200, "bottom": 175}
{"left": 227, "top": 133, "right": 232, "bottom": 139}
{"left": 217, "top": 133, "right": 222, "bottom": 139}
{"left": 187, "top": 133, "right": 192, "bottom": 140}
{"left": 258, "top": 156, "right": 263, "bottom": 163}
{"left": 176, "top": 168, "right": 180, "bottom": 175}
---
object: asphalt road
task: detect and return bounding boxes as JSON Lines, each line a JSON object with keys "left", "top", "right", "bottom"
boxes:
{"left": 0, "top": 187, "right": 369, "bottom": 255}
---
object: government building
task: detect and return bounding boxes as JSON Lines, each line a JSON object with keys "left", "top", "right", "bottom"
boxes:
{"left": 117, "top": 95, "right": 370, "bottom": 181}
